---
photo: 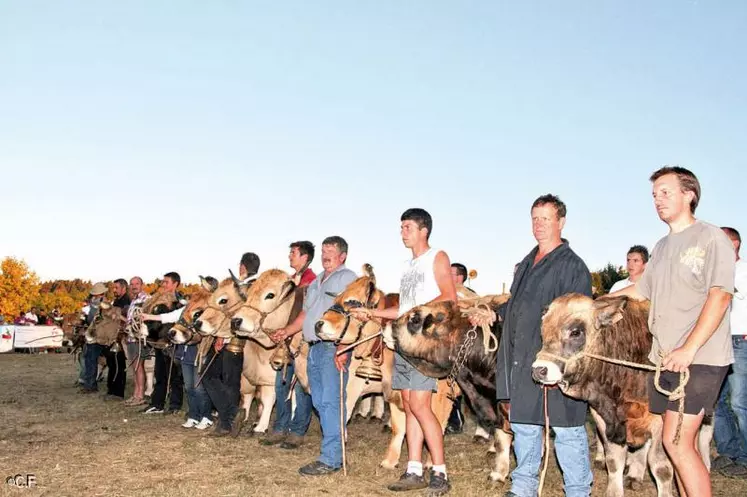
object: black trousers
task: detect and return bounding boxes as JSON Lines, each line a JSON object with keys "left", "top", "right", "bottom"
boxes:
{"left": 104, "top": 348, "right": 127, "bottom": 397}
{"left": 202, "top": 348, "right": 243, "bottom": 430}
{"left": 151, "top": 348, "right": 184, "bottom": 410}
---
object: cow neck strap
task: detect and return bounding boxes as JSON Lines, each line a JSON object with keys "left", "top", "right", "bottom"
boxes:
{"left": 241, "top": 284, "right": 297, "bottom": 332}
{"left": 205, "top": 299, "right": 244, "bottom": 336}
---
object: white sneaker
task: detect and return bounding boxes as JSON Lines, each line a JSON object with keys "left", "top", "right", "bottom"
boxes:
{"left": 196, "top": 417, "right": 214, "bottom": 430}
{"left": 182, "top": 418, "right": 199, "bottom": 428}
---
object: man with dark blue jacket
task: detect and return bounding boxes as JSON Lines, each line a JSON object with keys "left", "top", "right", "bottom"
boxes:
{"left": 495, "top": 194, "right": 593, "bottom": 497}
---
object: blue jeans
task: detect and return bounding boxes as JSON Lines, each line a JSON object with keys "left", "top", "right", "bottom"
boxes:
{"left": 307, "top": 342, "right": 349, "bottom": 468}
{"left": 273, "top": 361, "right": 313, "bottom": 437}
{"left": 83, "top": 343, "right": 104, "bottom": 390}
{"left": 182, "top": 362, "right": 213, "bottom": 422}
{"left": 715, "top": 335, "right": 747, "bottom": 465}
{"left": 510, "top": 423, "right": 593, "bottom": 497}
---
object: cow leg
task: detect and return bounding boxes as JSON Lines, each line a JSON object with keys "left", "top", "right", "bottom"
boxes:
{"left": 240, "top": 375, "right": 255, "bottom": 423}
{"left": 345, "top": 375, "right": 367, "bottom": 424}
{"left": 381, "top": 398, "right": 406, "bottom": 469}
{"left": 697, "top": 418, "right": 714, "bottom": 472}
{"left": 594, "top": 426, "right": 606, "bottom": 470}
{"left": 372, "top": 394, "right": 385, "bottom": 420}
{"left": 647, "top": 416, "right": 675, "bottom": 497}
{"left": 624, "top": 440, "right": 650, "bottom": 492}
{"left": 489, "top": 428, "right": 512, "bottom": 483}
{"left": 253, "top": 385, "right": 276, "bottom": 434}
{"left": 144, "top": 356, "right": 155, "bottom": 397}
{"left": 354, "top": 395, "right": 371, "bottom": 421}
{"left": 590, "top": 409, "right": 625, "bottom": 497}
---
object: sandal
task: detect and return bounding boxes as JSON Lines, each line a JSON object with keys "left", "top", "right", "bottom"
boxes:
{"left": 126, "top": 397, "right": 146, "bottom": 407}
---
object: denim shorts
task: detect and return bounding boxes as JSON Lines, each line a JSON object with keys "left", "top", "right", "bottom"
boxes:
{"left": 392, "top": 351, "right": 437, "bottom": 392}
{"left": 649, "top": 364, "right": 729, "bottom": 416}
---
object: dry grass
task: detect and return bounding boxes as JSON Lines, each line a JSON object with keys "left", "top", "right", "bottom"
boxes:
{"left": 1, "top": 353, "right": 745, "bottom": 497}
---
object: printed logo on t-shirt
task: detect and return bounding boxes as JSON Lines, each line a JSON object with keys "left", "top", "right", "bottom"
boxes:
{"left": 400, "top": 267, "right": 424, "bottom": 309}
{"left": 680, "top": 246, "right": 706, "bottom": 276}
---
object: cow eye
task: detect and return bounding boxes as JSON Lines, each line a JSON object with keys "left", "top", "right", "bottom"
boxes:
{"left": 569, "top": 327, "right": 583, "bottom": 338}
{"left": 218, "top": 297, "right": 228, "bottom": 305}
{"left": 265, "top": 293, "right": 275, "bottom": 300}
{"left": 192, "top": 310, "right": 203, "bottom": 320}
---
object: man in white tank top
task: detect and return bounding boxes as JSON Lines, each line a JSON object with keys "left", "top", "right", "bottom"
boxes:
{"left": 354, "top": 208, "right": 457, "bottom": 496}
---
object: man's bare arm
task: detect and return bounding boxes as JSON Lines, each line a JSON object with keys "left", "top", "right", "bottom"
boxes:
{"left": 606, "top": 283, "right": 647, "bottom": 301}
{"left": 662, "top": 287, "right": 733, "bottom": 372}
{"left": 428, "top": 250, "right": 458, "bottom": 304}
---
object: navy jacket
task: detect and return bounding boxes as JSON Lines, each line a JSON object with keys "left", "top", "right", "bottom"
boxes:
{"left": 495, "top": 241, "right": 592, "bottom": 427}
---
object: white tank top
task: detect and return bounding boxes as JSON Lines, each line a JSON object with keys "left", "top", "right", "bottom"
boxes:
{"left": 398, "top": 247, "right": 441, "bottom": 317}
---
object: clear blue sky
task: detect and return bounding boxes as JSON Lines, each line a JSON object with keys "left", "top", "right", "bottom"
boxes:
{"left": 1, "top": 1, "right": 745, "bottom": 294}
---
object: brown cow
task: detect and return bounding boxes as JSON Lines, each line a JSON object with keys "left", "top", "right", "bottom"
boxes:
{"left": 531, "top": 294, "right": 713, "bottom": 497}
{"left": 200, "top": 272, "right": 294, "bottom": 434}
{"left": 316, "top": 266, "right": 463, "bottom": 470}
{"left": 387, "top": 298, "right": 513, "bottom": 482}
{"left": 84, "top": 304, "right": 125, "bottom": 347}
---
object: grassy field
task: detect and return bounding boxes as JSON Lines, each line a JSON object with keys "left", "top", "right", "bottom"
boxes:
{"left": 1, "top": 353, "right": 745, "bottom": 497}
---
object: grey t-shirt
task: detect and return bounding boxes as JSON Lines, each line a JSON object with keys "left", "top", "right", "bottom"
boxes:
{"left": 636, "top": 220, "right": 735, "bottom": 366}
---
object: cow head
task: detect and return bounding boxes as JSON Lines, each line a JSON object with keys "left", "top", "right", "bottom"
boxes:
{"left": 194, "top": 276, "right": 247, "bottom": 338}
{"left": 389, "top": 301, "right": 465, "bottom": 378}
{"left": 316, "top": 264, "right": 384, "bottom": 345}
{"left": 60, "top": 312, "right": 85, "bottom": 341}
{"left": 531, "top": 294, "right": 630, "bottom": 386}
{"left": 230, "top": 269, "right": 296, "bottom": 339}
{"left": 169, "top": 281, "right": 213, "bottom": 344}
{"left": 141, "top": 291, "right": 179, "bottom": 343}
{"left": 84, "top": 305, "right": 124, "bottom": 346}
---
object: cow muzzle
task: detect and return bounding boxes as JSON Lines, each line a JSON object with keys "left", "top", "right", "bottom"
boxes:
{"left": 531, "top": 359, "right": 564, "bottom": 385}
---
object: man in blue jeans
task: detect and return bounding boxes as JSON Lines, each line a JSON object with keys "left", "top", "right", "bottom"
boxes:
{"left": 271, "top": 236, "right": 357, "bottom": 475}
{"left": 714, "top": 226, "right": 747, "bottom": 479}
{"left": 262, "top": 241, "right": 317, "bottom": 450}
{"left": 494, "top": 195, "right": 593, "bottom": 497}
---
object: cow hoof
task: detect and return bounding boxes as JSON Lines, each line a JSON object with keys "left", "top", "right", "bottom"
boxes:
{"left": 351, "top": 415, "right": 366, "bottom": 424}
{"left": 473, "top": 436, "right": 489, "bottom": 445}
{"left": 380, "top": 460, "right": 398, "bottom": 470}
{"left": 381, "top": 425, "right": 392, "bottom": 434}
{"left": 488, "top": 471, "right": 507, "bottom": 483}
{"left": 368, "top": 416, "right": 383, "bottom": 424}
{"left": 624, "top": 477, "right": 643, "bottom": 491}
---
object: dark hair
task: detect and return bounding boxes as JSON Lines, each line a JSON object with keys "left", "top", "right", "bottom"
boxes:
{"left": 163, "top": 272, "right": 181, "bottom": 286}
{"left": 531, "top": 194, "right": 567, "bottom": 219}
{"left": 322, "top": 236, "right": 348, "bottom": 254}
{"left": 240, "top": 252, "right": 261, "bottom": 276}
{"left": 290, "top": 241, "right": 315, "bottom": 263}
{"left": 722, "top": 227, "right": 741, "bottom": 251}
{"left": 401, "top": 208, "right": 433, "bottom": 240}
{"left": 650, "top": 166, "right": 701, "bottom": 214}
{"left": 627, "top": 245, "right": 650, "bottom": 263}
{"left": 451, "top": 263, "right": 468, "bottom": 282}
{"left": 113, "top": 278, "right": 128, "bottom": 288}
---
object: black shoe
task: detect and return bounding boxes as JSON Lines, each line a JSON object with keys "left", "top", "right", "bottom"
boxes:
{"left": 721, "top": 463, "right": 747, "bottom": 479}
{"left": 712, "top": 455, "right": 735, "bottom": 472}
{"left": 164, "top": 408, "right": 181, "bottom": 415}
{"left": 209, "top": 425, "right": 230, "bottom": 437}
{"left": 280, "top": 434, "right": 303, "bottom": 450}
{"left": 230, "top": 409, "right": 246, "bottom": 438}
{"left": 425, "top": 470, "right": 451, "bottom": 497}
{"left": 298, "top": 461, "right": 340, "bottom": 476}
{"left": 387, "top": 471, "right": 428, "bottom": 491}
{"left": 503, "top": 492, "right": 519, "bottom": 497}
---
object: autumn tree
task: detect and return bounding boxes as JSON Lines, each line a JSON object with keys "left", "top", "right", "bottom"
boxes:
{"left": 590, "top": 263, "right": 627, "bottom": 296}
{"left": 0, "top": 257, "right": 41, "bottom": 321}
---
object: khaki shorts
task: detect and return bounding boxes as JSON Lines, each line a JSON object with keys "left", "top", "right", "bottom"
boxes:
{"left": 392, "top": 351, "right": 437, "bottom": 392}
{"left": 648, "top": 364, "right": 729, "bottom": 416}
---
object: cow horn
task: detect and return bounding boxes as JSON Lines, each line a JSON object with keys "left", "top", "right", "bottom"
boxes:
{"left": 362, "top": 263, "right": 375, "bottom": 283}
{"left": 228, "top": 268, "right": 248, "bottom": 301}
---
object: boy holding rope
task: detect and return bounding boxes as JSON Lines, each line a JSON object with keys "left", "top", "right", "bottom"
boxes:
{"left": 610, "top": 166, "right": 735, "bottom": 497}
{"left": 353, "top": 208, "right": 457, "bottom": 496}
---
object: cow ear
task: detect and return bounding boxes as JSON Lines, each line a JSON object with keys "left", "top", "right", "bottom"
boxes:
{"left": 362, "top": 263, "right": 376, "bottom": 283}
{"left": 593, "top": 297, "right": 627, "bottom": 328}
{"left": 200, "top": 275, "right": 217, "bottom": 293}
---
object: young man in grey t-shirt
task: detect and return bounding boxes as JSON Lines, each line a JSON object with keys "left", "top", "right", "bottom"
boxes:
{"left": 611, "top": 166, "right": 735, "bottom": 497}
